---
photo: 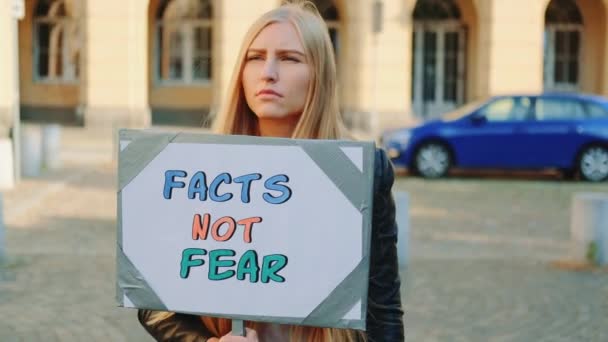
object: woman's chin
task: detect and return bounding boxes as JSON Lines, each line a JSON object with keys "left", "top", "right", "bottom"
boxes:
{"left": 255, "top": 111, "right": 299, "bottom": 120}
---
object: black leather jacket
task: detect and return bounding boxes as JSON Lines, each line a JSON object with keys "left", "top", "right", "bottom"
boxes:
{"left": 138, "top": 148, "right": 404, "bottom": 341}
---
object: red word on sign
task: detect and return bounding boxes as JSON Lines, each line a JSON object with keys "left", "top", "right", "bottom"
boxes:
{"left": 192, "top": 213, "right": 263, "bottom": 243}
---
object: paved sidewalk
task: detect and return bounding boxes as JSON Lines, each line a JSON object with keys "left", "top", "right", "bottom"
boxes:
{"left": 396, "top": 177, "right": 608, "bottom": 341}
{"left": 1, "top": 127, "right": 152, "bottom": 342}
{"left": 1, "top": 127, "right": 608, "bottom": 341}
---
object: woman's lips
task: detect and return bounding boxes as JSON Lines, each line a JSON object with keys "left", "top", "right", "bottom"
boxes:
{"left": 256, "top": 89, "right": 283, "bottom": 97}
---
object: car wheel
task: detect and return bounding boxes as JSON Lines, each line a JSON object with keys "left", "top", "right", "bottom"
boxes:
{"left": 414, "top": 142, "right": 451, "bottom": 179}
{"left": 578, "top": 146, "right": 608, "bottom": 182}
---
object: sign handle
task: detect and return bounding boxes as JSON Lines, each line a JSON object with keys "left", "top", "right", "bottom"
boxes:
{"left": 231, "top": 319, "right": 246, "bottom": 337}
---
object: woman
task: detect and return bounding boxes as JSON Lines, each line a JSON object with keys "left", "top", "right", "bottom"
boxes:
{"left": 138, "top": 1, "right": 404, "bottom": 341}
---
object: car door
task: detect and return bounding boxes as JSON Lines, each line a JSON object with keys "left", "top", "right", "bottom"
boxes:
{"left": 449, "top": 96, "right": 533, "bottom": 168}
{"left": 521, "top": 96, "right": 586, "bottom": 168}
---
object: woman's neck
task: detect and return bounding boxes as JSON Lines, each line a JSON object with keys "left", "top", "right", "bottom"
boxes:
{"left": 257, "top": 115, "right": 301, "bottom": 138}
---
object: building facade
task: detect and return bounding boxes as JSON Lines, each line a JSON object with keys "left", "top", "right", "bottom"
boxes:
{"left": 1, "top": 0, "right": 608, "bottom": 139}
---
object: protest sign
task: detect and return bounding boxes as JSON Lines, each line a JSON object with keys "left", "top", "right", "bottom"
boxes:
{"left": 116, "top": 129, "right": 374, "bottom": 330}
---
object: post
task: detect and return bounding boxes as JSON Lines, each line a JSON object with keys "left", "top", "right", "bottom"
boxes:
{"left": 41, "top": 124, "right": 62, "bottom": 170}
{"left": 370, "top": 1, "right": 383, "bottom": 141}
{"left": 11, "top": 0, "right": 24, "bottom": 183}
{"left": 0, "top": 139, "right": 15, "bottom": 189}
{"left": 0, "top": 192, "right": 6, "bottom": 263}
{"left": 20, "top": 124, "right": 42, "bottom": 177}
{"left": 394, "top": 191, "right": 410, "bottom": 267}
{"left": 231, "top": 319, "right": 246, "bottom": 337}
{"left": 570, "top": 193, "right": 608, "bottom": 266}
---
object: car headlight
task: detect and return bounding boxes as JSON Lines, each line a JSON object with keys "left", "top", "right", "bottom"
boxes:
{"left": 385, "top": 130, "right": 411, "bottom": 149}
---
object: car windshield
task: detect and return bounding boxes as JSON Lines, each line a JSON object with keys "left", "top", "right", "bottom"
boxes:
{"left": 441, "top": 99, "right": 487, "bottom": 121}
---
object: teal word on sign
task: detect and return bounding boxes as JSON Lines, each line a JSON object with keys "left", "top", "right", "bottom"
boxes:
{"left": 180, "top": 248, "right": 288, "bottom": 283}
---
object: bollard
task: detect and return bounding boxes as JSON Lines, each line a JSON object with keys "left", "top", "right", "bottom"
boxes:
{"left": 41, "top": 124, "right": 62, "bottom": 170}
{"left": 570, "top": 193, "right": 608, "bottom": 266}
{"left": 394, "top": 191, "right": 410, "bottom": 267}
{"left": 20, "top": 124, "right": 42, "bottom": 177}
{"left": 0, "top": 192, "right": 5, "bottom": 263}
{"left": 0, "top": 138, "right": 15, "bottom": 190}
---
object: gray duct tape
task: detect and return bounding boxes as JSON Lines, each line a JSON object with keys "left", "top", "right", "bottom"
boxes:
{"left": 116, "top": 192, "right": 123, "bottom": 305}
{"left": 172, "top": 132, "right": 294, "bottom": 146}
{"left": 117, "top": 247, "right": 168, "bottom": 310}
{"left": 119, "top": 132, "right": 177, "bottom": 191}
{"left": 358, "top": 147, "right": 375, "bottom": 322}
{"left": 298, "top": 141, "right": 367, "bottom": 210}
{"left": 300, "top": 256, "right": 369, "bottom": 330}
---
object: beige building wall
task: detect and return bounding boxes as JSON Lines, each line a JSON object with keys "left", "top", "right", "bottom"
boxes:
{"left": 577, "top": 0, "right": 607, "bottom": 94}
{"left": 336, "top": 0, "right": 413, "bottom": 138}
{"left": 0, "top": 1, "right": 17, "bottom": 137}
{"left": 603, "top": 1, "right": 608, "bottom": 94}
{"left": 476, "top": 0, "right": 545, "bottom": 97}
{"left": 460, "top": 0, "right": 479, "bottom": 101}
{"left": 353, "top": 0, "right": 412, "bottom": 137}
{"left": 84, "top": 0, "right": 150, "bottom": 128}
{"left": 6, "top": 0, "right": 608, "bottom": 136}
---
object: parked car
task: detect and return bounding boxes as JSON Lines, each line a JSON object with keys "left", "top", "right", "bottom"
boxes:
{"left": 382, "top": 93, "right": 608, "bottom": 182}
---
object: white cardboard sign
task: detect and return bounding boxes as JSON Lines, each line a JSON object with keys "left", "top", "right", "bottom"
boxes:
{"left": 116, "top": 130, "right": 375, "bottom": 330}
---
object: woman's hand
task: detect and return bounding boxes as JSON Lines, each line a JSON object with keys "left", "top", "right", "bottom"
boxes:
{"left": 217, "top": 328, "right": 259, "bottom": 342}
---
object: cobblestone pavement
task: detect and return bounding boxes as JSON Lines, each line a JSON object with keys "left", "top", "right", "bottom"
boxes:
{"left": 1, "top": 127, "right": 608, "bottom": 341}
{"left": 396, "top": 177, "right": 608, "bottom": 341}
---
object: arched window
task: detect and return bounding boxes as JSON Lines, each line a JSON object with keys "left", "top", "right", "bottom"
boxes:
{"left": 312, "top": 0, "right": 340, "bottom": 57}
{"left": 411, "top": 0, "right": 465, "bottom": 118}
{"left": 413, "top": 0, "right": 461, "bottom": 21}
{"left": 543, "top": 0, "right": 582, "bottom": 91}
{"left": 156, "top": 0, "right": 213, "bottom": 84}
{"left": 545, "top": 0, "right": 583, "bottom": 24}
{"left": 34, "top": 0, "right": 80, "bottom": 82}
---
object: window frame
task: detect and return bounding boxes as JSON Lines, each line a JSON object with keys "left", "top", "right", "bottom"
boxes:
{"left": 583, "top": 101, "right": 608, "bottom": 119}
{"left": 154, "top": 0, "right": 213, "bottom": 87}
{"left": 478, "top": 96, "right": 534, "bottom": 122}
{"left": 32, "top": 6, "right": 80, "bottom": 84}
{"left": 532, "top": 97, "right": 587, "bottom": 121}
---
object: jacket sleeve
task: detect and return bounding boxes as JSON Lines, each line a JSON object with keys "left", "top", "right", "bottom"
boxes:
{"left": 137, "top": 309, "right": 214, "bottom": 342}
{"left": 366, "top": 149, "right": 405, "bottom": 342}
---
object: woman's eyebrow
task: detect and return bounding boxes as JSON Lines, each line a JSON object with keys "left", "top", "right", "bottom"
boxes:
{"left": 276, "top": 49, "right": 305, "bottom": 56}
{"left": 247, "top": 48, "right": 305, "bottom": 56}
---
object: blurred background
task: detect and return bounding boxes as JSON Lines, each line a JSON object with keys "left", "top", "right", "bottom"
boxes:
{"left": 1, "top": 0, "right": 608, "bottom": 341}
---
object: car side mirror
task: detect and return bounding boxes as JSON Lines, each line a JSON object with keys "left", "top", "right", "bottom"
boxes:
{"left": 471, "top": 114, "right": 487, "bottom": 125}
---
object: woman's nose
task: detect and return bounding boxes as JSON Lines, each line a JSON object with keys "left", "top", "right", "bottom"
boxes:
{"left": 261, "top": 58, "right": 278, "bottom": 82}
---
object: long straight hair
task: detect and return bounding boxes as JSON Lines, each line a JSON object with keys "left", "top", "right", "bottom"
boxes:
{"left": 207, "top": 2, "right": 361, "bottom": 340}
{"left": 211, "top": 0, "right": 347, "bottom": 140}
{"left": 147, "top": 1, "right": 363, "bottom": 341}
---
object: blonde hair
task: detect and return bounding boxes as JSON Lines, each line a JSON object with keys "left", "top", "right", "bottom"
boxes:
{"left": 211, "top": 0, "right": 347, "bottom": 140}
{"left": 146, "top": 2, "right": 364, "bottom": 341}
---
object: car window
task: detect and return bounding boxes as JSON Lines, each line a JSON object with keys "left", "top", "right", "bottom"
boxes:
{"left": 442, "top": 99, "right": 486, "bottom": 122}
{"left": 534, "top": 98, "right": 586, "bottom": 121}
{"left": 479, "top": 97, "right": 532, "bottom": 122}
{"left": 584, "top": 102, "right": 608, "bottom": 119}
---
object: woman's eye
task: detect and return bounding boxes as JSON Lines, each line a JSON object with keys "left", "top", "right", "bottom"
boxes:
{"left": 247, "top": 55, "right": 263, "bottom": 61}
{"left": 281, "top": 56, "right": 300, "bottom": 62}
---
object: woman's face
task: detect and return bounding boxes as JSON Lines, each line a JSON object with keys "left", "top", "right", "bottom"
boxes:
{"left": 242, "top": 21, "right": 311, "bottom": 120}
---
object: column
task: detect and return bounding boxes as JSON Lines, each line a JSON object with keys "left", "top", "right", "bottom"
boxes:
{"left": 475, "top": 0, "right": 545, "bottom": 98}
{"left": 346, "top": 0, "right": 412, "bottom": 140}
{"left": 82, "top": 0, "right": 150, "bottom": 130}
{"left": 0, "top": 3, "right": 17, "bottom": 138}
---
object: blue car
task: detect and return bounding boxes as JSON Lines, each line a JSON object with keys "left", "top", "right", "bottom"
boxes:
{"left": 382, "top": 93, "right": 608, "bottom": 182}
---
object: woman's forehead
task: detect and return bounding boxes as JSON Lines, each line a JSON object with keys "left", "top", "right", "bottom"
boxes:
{"left": 249, "top": 22, "right": 304, "bottom": 51}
